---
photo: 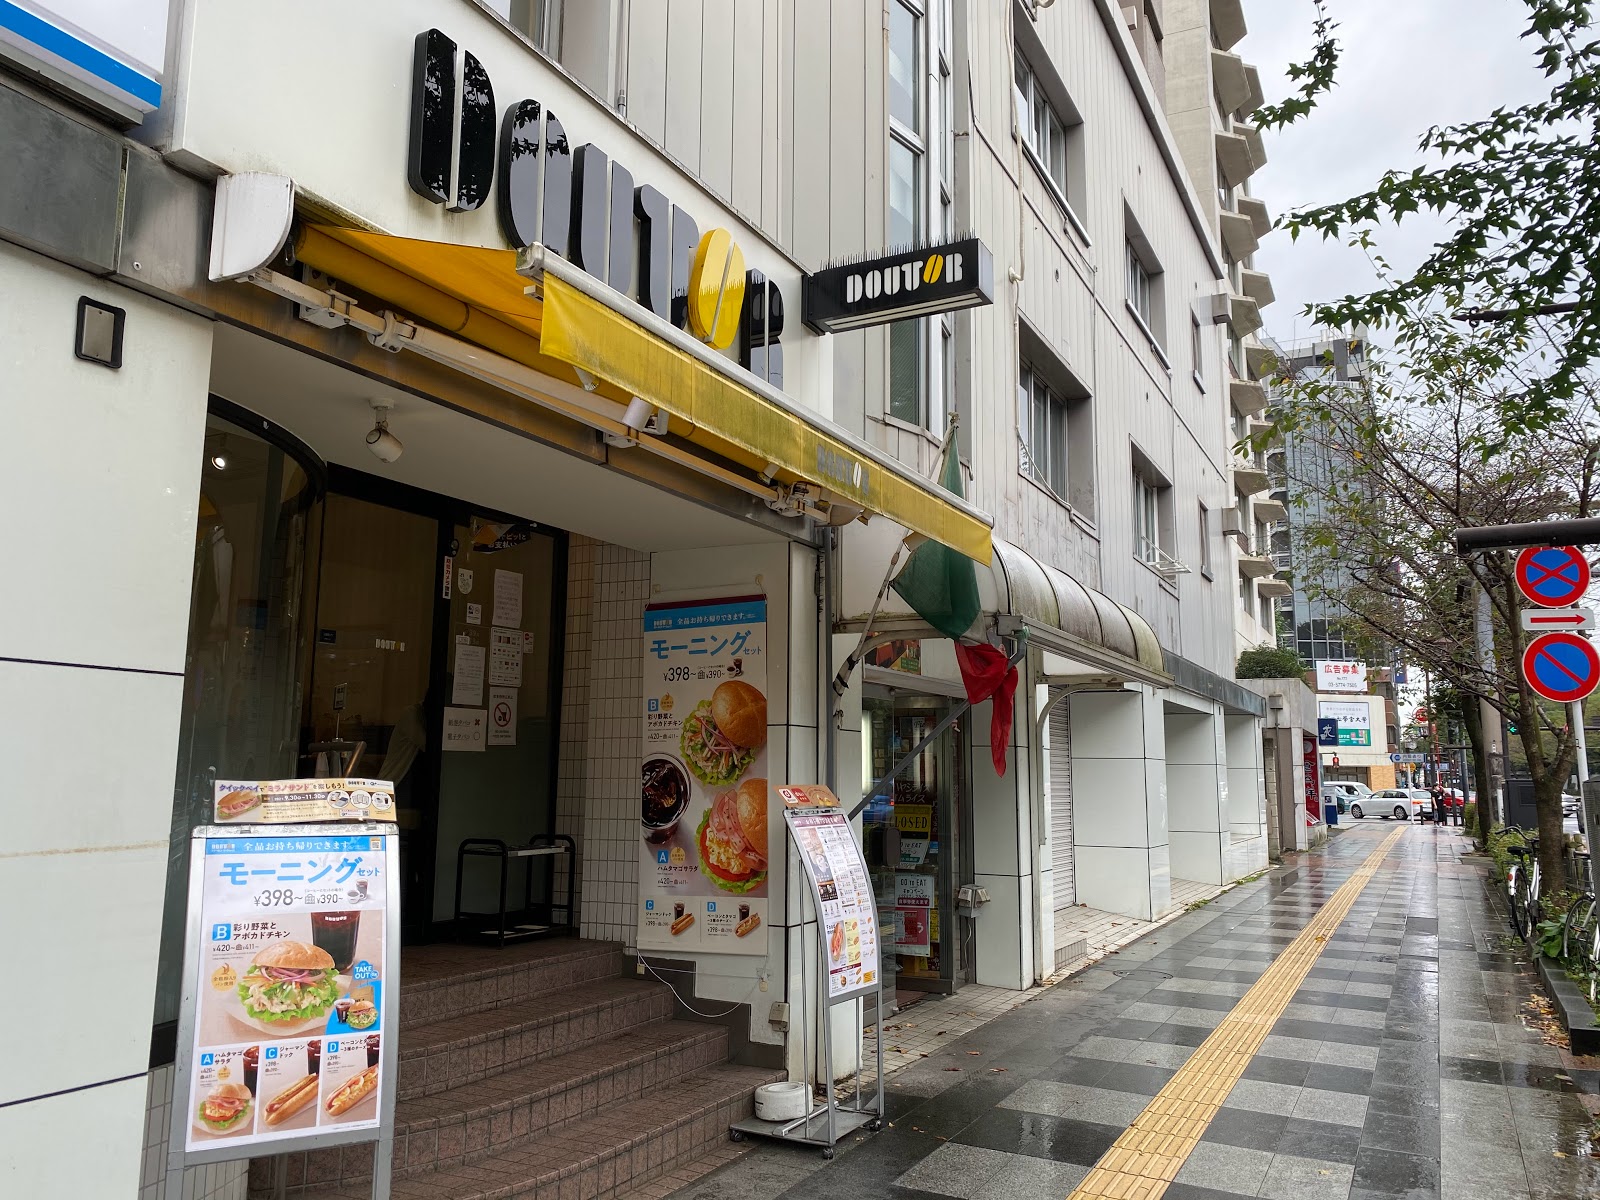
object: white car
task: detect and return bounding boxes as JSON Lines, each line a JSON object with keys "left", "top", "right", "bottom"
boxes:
{"left": 1350, "top": 788, "right": 1433, "bottom": 821}
{"left": 1323, "top": 782, "right": 1373, "bottom": 804}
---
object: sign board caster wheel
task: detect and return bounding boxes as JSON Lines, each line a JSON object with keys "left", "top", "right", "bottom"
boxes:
{"left": 821, "top": 1147, "right": 835, "bottom": 1160}
{"left": 729, "top": 1128, "right": 745, "bottom": 1143}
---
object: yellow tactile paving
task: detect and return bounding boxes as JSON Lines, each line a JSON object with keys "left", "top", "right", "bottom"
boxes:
{"left": 1064, "top": 826, "right": 1406, "bottom": 1200}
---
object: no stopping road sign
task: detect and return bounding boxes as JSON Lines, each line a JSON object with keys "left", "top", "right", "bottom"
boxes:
{"left": 1521, "top": 631, "right": 1600, "bottom": 703}
{"left": 1515, "top": 546, "right": 1591, "bottom": 608}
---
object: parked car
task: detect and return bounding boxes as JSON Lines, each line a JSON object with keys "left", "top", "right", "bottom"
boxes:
{"left": 1351, "top": 788, "right": 1434, "bottom": 821}
{"left": 1323, "top": 782, "right": 1373, "bottom": 808}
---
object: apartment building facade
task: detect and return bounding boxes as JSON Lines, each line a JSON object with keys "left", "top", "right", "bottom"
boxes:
{"left": 0, "top": 2, "right": 1277, "bottom": 1196}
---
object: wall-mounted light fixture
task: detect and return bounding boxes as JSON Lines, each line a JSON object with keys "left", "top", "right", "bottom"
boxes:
{"left": 75, "top": 296, "right": 125, "bottom": 368}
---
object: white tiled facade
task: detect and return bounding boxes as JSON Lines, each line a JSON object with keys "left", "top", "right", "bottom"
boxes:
{"left": 139, "top": 1067, "right": 248, "bottom": 1200}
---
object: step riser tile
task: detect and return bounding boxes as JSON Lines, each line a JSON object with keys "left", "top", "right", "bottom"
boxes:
{"left": 390, "top": 1033, "right": 729, "bottom": 1183}
{"left": 400, "top": 990, "right": 676, "bottom": 1100}
{"left": 400, "top": 948, "right": 627, "bottom": 1029}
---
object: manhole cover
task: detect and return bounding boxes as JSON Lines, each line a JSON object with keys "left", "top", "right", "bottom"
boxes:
{"left": 1111, "top": 968, "right": 1174, "bottom": 981}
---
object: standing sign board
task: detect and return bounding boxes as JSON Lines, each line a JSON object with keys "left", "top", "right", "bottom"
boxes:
{"left": 638, "top": 594, "right": 769, "bottom": 955}
{"left": 784, "top": 800, "right": 882, "bottom": 1000}
{"left": 167, "top": 823, "right": 399, "bottom": 1191}
{"left": 730, "top": 784, "right": 883, "bottom": 1152}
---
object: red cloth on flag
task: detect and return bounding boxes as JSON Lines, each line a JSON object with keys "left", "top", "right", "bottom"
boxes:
{"left": 953, "top": 642, "right": 1018, "bottom": 777}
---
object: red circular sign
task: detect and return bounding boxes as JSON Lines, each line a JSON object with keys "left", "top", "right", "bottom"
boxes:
{"left": 1413, "top": 706, "right": 1429, "bottom": 723}
{"left": 1521, "top": 631, "right": 1600, "bottom": 703}
{"left": 1515, "top": 546, "right": 1590, "bottom": 608}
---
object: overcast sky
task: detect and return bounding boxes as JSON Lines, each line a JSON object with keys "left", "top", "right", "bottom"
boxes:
{"left": 1243, "top": 0, "right": 1552, "bottom": 350}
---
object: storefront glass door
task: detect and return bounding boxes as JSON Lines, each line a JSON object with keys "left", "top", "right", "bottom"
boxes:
{"left": 862, "top": 688, "right": 967, "bottom": 994}
{"left": 434, "top": 518, "right": 560, "bottom": 923}
{"left": 302, "top": 493, "right": 439, "bottom": 938}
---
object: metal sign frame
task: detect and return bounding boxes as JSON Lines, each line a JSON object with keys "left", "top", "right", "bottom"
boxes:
{"left": 164, "top": 823, "right": 401, "bottom": 1199}
{"left": 731, "top": 804, "right": 884, "bottom": 1155}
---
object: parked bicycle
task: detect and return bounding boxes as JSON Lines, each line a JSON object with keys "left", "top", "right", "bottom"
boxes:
{"left": 1505, "top": 835, "right": 1542, "bottom": 939}
{"left": 1561, "top": 854, "right": 1600, "bottom": 1004}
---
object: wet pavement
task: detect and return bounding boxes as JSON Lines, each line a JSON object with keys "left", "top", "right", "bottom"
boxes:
{"left": 669, "top": 822, "right": 1600, "bottom": 1200}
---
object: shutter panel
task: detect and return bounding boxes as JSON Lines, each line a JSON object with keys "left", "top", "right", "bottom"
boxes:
{"left": 1049, "top": 703, "right": 1075, "bottom": 911}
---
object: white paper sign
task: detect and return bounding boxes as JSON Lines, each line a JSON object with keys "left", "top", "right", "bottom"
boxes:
{"left": 1315, "top": 660, "right": 1368, "bottom": 693}
{"left": 493, "top": 569, "right": 523, "bottom": 628}
{"left": 452, "top": 644, "right": 485, "bottom": 706}
{"left": 442, "top": 707, "right": 486, "bottom": 751}
{"left": 457, "top": 568, "right": 474, "bottom": 595}
{"left": 489, "top": 627, "right": 524, "bottom": 687}
{"left": 465, "top": 602, "right": 482, "bottom": 626}
{"left": 488, "top": 687, "right": 517, "bottom": 746}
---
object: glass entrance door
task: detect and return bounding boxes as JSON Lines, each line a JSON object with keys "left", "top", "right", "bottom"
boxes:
{"left": 862, "top": 688, "right": 967, "bottom": 994}
{"left": 434, "top": 518, "right": 560, "bottom": 923}
{"left": 302, "top": 494, "right": 440, "bottom": 939}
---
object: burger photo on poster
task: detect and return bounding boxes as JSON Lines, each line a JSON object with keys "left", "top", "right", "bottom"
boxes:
{"left": 680, "top": 680, "right": 766, "bottom": 787}
{"left": 238, "top": 941, "right": 340, "bottom": 1025}
{"left": 698, "top": 777, "right": 768, "bottom": 894}
{"left": 195, "top": 1081, "right": 252, "bottom": 1135}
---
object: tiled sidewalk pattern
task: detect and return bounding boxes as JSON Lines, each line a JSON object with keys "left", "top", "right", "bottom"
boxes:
{"left": 671, "top": 821, "right": 1600, "bottom": 1200}
{"left": 1066, "top": 826, "right": 1405, "bottom": 1199}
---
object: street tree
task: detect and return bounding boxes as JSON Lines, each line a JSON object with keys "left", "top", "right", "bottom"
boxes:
{"left": 1271, "top": 313, "right": 1600, "bottom": 883}
{"left": 1261, "top": 0, "right": 1600, "bottom": 438}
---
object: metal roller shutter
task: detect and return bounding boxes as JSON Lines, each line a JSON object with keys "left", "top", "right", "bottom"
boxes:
{"left": 1049, "top": 703, "right": 1075, "bottom": 911}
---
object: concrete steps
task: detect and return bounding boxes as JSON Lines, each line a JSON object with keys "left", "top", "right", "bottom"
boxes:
{"left": 248, "top": 939, "right": 766, "bottom": 1200}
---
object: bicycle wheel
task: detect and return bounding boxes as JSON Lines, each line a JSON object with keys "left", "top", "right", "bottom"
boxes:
{"left": 1565, "top": 894, "right": 1597, "bottom": 960}
{"left": 1508, "top": 866, "right": 1527, "bottom": 937}
{"left": 1527, "top": 865, "right": 1543, "bottom": 932}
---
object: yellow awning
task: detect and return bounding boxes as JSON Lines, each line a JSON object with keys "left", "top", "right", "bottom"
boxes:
{"left": 293, "top": 225, "right": 992, "bottom": 564}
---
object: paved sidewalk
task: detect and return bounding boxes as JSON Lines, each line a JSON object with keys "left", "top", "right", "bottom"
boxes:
{"left": 668, "top": 822, "right": 1600, "bottom": 1200}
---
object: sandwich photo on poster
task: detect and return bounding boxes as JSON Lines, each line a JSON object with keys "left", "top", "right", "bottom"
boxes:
{"left": 183, "top": 832, "right": 391, "bottom": 1152}
{"left": 638, "top": 596, "right": 770, "bottom": 954}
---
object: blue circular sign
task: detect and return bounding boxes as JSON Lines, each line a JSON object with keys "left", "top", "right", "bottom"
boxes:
{"left": 1522, "top": 632, "right": 1600, "bottom": 703}
{"left": 1515, "top": 546, "right": 1590, "bottom": 607}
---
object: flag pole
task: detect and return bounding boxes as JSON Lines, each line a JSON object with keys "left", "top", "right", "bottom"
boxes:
{"left": 829, "top": 412, "right": 962, "bottom": 707}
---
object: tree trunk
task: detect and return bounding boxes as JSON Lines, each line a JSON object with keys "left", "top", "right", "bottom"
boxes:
{"left": 1534, "top": 772, "right": 1568, "bottom": 891}
{"left": 1461, "top": 696, "right": 1491, "bottom": 844}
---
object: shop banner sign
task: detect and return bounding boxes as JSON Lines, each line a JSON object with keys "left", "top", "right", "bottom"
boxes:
{"left": 638, "top": 595, "right": 769, "bottom": 955}
{"left": 214, "top": 778, "right": 396, "bottom": 825}
{"left": 173, "top": 825, "right": 397, "bottom": 1163}
{"left": 787, "top": 806, "right": 882, "bottom": 1000}
{"left": 1317, "top": 701, "right": 1372, "bottom": 747}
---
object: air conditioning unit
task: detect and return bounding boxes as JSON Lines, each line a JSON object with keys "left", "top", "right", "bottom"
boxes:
{"left": 1221, "top": 507, "right": 1246, "bottom": 537}
{"left": 1121, "top": 3, "right": 1139, "bottom": 29}
{"left": 1195, "top": 292, "right": 1231, "bottom": 326}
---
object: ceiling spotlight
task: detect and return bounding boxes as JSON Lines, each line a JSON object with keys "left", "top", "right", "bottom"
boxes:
{"left": 209, "top": 453, "right": 228, "bottom": 470}
{"left": 365, "top": 398, "right": 403, "bottom": 464}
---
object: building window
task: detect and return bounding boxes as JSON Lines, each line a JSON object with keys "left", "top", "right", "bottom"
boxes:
{"left": 1259, "top": 595, "right": 1274, "bottom": 628}
{"left": 890, "top": 320, "right": 925, "bottom": 425}
{"left": 1126, "top": 242, "right": 1153, "bottom": 328}
{"left": 1014, "top": 53, "right": 1068, "bottom": 198}
{"left": 1020, "top": 360, "right": 1069, "bottom": 497}
{"left": 503, "top": 0, "right": 562, "bottom": 55}
{"left": 1198, "top": 503, "right": 1213, "bottom": 577}
{"left": 1135, "top": 473, "right": 1161, "bottom": 564}
{"left": 1191, "top": 314, "right": 1204, "bottom": 379}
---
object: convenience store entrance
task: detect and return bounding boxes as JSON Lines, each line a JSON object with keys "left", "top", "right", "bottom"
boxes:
{"left": 862, "top": 685, "right": 973, "bottom": 998}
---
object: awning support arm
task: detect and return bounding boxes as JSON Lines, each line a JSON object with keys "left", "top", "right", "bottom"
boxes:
{"left": 849, "top": 642, "right": 1027, "bottom": 821}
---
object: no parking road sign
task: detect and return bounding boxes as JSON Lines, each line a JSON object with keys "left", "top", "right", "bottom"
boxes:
{"left": 1521, "top": 632, "right": 1600, "bottom": 703}
{"left": 1515, "top": 546, "right": 1590, "bottom": 608}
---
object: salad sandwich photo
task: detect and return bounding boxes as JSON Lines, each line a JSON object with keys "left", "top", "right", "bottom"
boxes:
{"left": 238, "top": 940, "right": 340, "bottom": 1025}
{"left": 699, "top": 777, "right": 768, "bottom": 894}
{"left": 196, "top": 1081, "right": 252, "bottom": 1135}
{"left": 680, "top": 680, "right": 766, "bottom": 787}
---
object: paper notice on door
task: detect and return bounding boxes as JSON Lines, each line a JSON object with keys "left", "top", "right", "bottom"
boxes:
{"left": 488, "top": 686, "right": 517, "bottom": 746}
{"left": 452, "top": 643, "right": 486, "bottom": 706}
{"left": 442, "top": 707, "right": 486, "bottom": 751}
{"left": 465, "top": 602, "right": 482, "bottom": 626}
{"left": 493, "top": 569, "right": 523, "bottom": 628}
{"left": 489, "top": 627, "right": 523, "bottom": 686}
